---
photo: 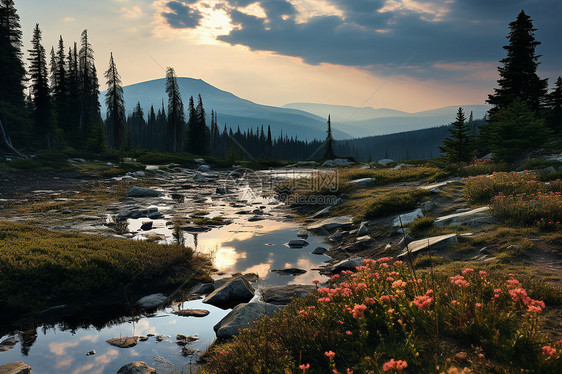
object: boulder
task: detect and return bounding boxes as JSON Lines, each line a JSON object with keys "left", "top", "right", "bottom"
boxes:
{"left": 332, "top": 258, "right": 364, "bottom": 273}
{"left": 136, "top": 293, "right": 167, "bottom": 309}
{"left": 356, "top": 235, "right": 373, "bottom": 245}
{"left": 203, "top": 277, "right": 255, "bottom": 306}
{"left": 329, "top": 230, "right": 344, "bottom": 242}
{"left": 188, "top": 283, "right": 215, "bottom": 295}
{"left": 348, "top": 178, "right": 374, "bottom": 187}
{"left": 193, "top": 172, "right": 208, "bottom": 182}
{"left": 174, "top": 309, "right": 210, "bottom": 317}
{"left": 356, "top": 221, "right": 369, "bottom": 237}
{"left": 398, "top": 234, "right": 458, "bottom": 258}
{"left": 420, "top": 201, "right": 435, "bottom": 212}
{"left": 198, "top": 165, "right": 211, "bottom": 172}
{"left": 434, "top": 207, "right": 490, "bottom": 227}
{"left": 261, "top": 285, "right": 316, "bottom": 305}
{"left": 296, "top": 230, "right": 309, "bottom": 239}
{"left": 140, "top": 221, "right": 153, "bottom": 231}
{"left": 106, "top": 337, "right": 139, "bottom": 348}
{"left": 287, "top": 239, "right": 309, "bottom": 248}
{"left": 311, "top": 246, "right": 327, "bottom": 255}
{"left": 214, "top": 302, "right": 283, "bottom": 339}
{"left": 377, "top": 159, "right": 394, "bottom": 166}
{"left": 176, "top": 334, "right": 199, "bottom": 345}
{"left": 392, "top": 209, "right": 423, "bottom": 227}
{"left": 398, "top": 235, "right": 414, "bottom": 249}
{"left": 194, "top": 158, "right": 205, "bottom": 164}
{"left": 394, "top": 163, "right": 413, "bottom": 170}
{"left": 126, "top": 187, "right": 162, "bottom": 198}
{"left": 307, "top": 216, "right": 353, "bottom": 234}
{"left": 116, "top": 362, "right": 156, "bottom": 374}
{"left": 271, "top": 268, "right": 307, "bottom": 275}
{"left": 0, "top": 362, "right": 31, "bottom": 374}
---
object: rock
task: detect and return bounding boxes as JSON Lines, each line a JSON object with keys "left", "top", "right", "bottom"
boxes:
{"left": 541, "top": 166, "right": 557, "bottom": 174}
{"left": 311, "top": 206, "right": 331, "bottom": 218}
{"left": 146, "top": 211, "right": 163, "bottom": 219}
{"left": 356, "top": 235, "right": 373, "bottom": 245}
{"left": 216, "top": 187, "right": 230, "bottom": 194}
{"left": 0, "top": 362, "right": 31, "bottom": 374}
{"left": 307, "top": 216, "right": 353, "bottom": 234}
{"left": 479, "top": 247, "right": 491, "bottom": 255}
{"left": 332, "top": 258, "right": 364, "bottom": 273}
{"left": 296, "top": 230, "right": 309, "bottom": 239}
{"left": 434, "top": 207, "right": 490, "bottom": 227}
{"left": 155, "top": 335, "right": 163, "bottom": 342}
{"left": 311, "top": 246, "right": 327, "bottom": 255}
{"left": 203, "top": 277, "right": 255, "bottom": 306}
{"left": 348, "top": 178, "right": 374, "bottom": 187}
{"left": 287, "top": 239, "right": 309, "bottom": 248}
{"left": 420, "top": 201, "right": 435, "bottom": 212}
{"left": 357, "top": 221, "right": 369, "bottom": 236}
{"left": 377, "top": 158, "right": 394, "bottom": 166}
{"left": 86, "top": 350, "right": 95, "bottom": 356}
{"left": 0, "top": 337, "right": 17, "bottom": 352}
{"left": 131, "top": 171, "right": 145, "bottom": 177}
{"left": 116, "top": 361, "right": 156, "bottom": 374}
{"left": 420, "top": 178, "right": 462, "bottom": 190}
{"left": 176, "top": 334, "right": 199, "bottom": 345}
{"left": 295, "top": 161, "right": 319, "bottom": 167}
{"left": 60, "top": 209, "right": 73, "bottom": 214}
{"left": 188, "top": 283, "right": 215, "bottom": 295}
{"left": 181, "top": 347, "right": 197, "bottom": 356}
{"left": 136, "top": 293, "right": 167, "bottom": 309}
{"left": 193, "top": 172, "right": 208, "bottom": 182}
{"left": 271, "top": 268, "right": 307, "bottom": 275}
{"left": 322, "top": 159, "right": 354, "bottom": 167}
{"left": 126, "top": 187, "right": 162, "bottom": 198}
{"left": 393, "top": 163, "right": 413, "bottom": 170}
{"left": 507, "top": 244, "right": 521, "bottom": 250}
{"left": 139, "top": 336, "right": 148, "bottom": 341}
{"left": 393, "top": 209, "right": 423, "bottom": 227}
{"left": 329, "top": 230, "right": 344, "bottom": 242}
{"left": 398, "top": 235, "right": 414, "bottom": 249}
{"left": 140, "top": 221, "right": 153, "bottom": 231}
{"left": 68, "top": 157, "right": 86, "bottom": 164}
{"left": 430, "top": 188, "right": 440, "bottom": 194}
{"left": 198, "top": 165, "right": 211, "bottom": 172}
{"left": 106, "top": 337, "right": 139, "bottom": 348}
{"left": 261, "top": 285, "right": 316, "bottom": 305}
{"left": 214, "top": 302, "right": 283, "bottom": 339}
{"left": 360, "top": 164, "right": 371, "bottom": 170}
{"left": 398, "top": 234, "right": 458, "bottom": 258}
{"left": 194, "top": 158, "right": 205, "bottom": 164}
{"left": 174, "top": 309, "right": 210, "bottom": 317}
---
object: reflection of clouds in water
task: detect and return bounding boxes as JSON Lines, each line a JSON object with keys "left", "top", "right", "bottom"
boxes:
{"left": 135, "top": 320, "right": 158, "bottom": 336}
{"left": 94, "top": 348, "right": 119, "bottom": 365}
{"left": 50, "top": 341, "right": 80, "bottom": 356}
{"left": 55, "top": 358, "right": 73, "bottom": 369}
{"left": 288, "top": 257, "right": 326, "bottom": 286}
{"left": 169, "top": 320, "right": 177, "bottom": 325}
{"left": 72, "top": 363, "right": 93, "bottom": 374}
{"left": 243, "top": 259, "right": 274, "bottom": 279}
{"left": 214, "top": 247, "right": 246, "bottom": 271}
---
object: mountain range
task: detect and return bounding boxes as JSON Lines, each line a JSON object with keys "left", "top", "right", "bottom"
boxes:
{"left": 101, "top": 78, "right": 490, "bottom": 141}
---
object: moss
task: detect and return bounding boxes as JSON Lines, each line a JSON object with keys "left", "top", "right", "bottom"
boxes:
{"left": 364, "top": 189, "right": 431, "bottom": 220}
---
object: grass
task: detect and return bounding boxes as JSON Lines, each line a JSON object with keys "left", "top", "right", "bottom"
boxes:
{"left": 0, "top": 221, "right": 211, "bottom": 318}
{"left": 364, "top": 189, "right": 431, "bottom": 220}
{"left": 338, "top": 166, "right": 445, "bottom": 186}
{"left": 407, "top": 216, "right": 436, "bottom": 238}
{"left": 490, "top": 192, "right": 562, "bottom": 228}
{"left": 192, "top": 216, "right": 227, "bottom": 226}
{"left": 202, "top": 257, "right": 561, "bottom": 373}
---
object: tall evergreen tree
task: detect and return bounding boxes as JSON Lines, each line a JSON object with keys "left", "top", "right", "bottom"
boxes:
{"left": 52, "top": 36, "right": 69, "bottom": 137}
{"left": 165, "top": 67, "right": 184, "bottom": 152}
{"left": 0, "top": 0, "right": 28, "bottom": 147}
{"left": 545, "top": 77, "right": 562, "bottom": 135}
{"left": 323, "top": 114, "right": 335, "bottom": 159}
{"left": 195, "top": 94, "right": 209, "bottom": 155}
{"left": 79, "top": 29, "right": 102, "bottom": 140}
{"left": 28, "top": 24, "right": 54, "bottom": 148}
{"left": 186, "top": 95, "right": 196, "bottom": 153}
{"left": 439, "top": 108, "right": 473, "bottom": 163}
{"left": 104, "top": 52, "right": 126, "bottom": 149}
{"left": 487, "top": 11, "right": 548, "bottom": 117}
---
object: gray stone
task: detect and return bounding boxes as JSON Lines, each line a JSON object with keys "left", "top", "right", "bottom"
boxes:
{"left": 214, "top": 302, "right": 283, "bottom": 339}
{"left": 0, "top": 337, "right": 17, "bottom": 352}
{"left": 307, "top": 216, "right": 353, "bottom": 233}
{"left": 398, "top": 235, "right": 414, "bottom": 249}
{"left": 136, "top": 293, "right": 167, "bottom": 309}
{"left": 198, "top": 165, "right": 211, "bottom": 172}
{"left": 86, "top": 350, "right": 96, "bottom": 355}
{"left": 356, "top": 235, "right": 373, "bottom": 245}
{"left": 126, "top": 187, "right": 162, "bottom": 198}
{"left": 188, "top": 283, "right": 215, "bottom": 295}
{"left": 296, "top": 230, "right": 309, "bottom": 239}
{"left": 332, "top": 257, "right": 364, "bottom": 273}
{"left": 287, "top": 239, "right": 309, "bottom": 248}
{"left": 479, "top": 247, "right": 491, "bottom": 255}
{"left": 194, "top": 158, "right": 205, "bottom": 164}
{"left": 398, "top": 234, "right": 458, "bottom": 258}
{"left": 434, "top": 207, "right": 490, "bottom": 227}
{"left": 393, "top": 163, "right": 413, "bottom": 170}
{"left": 140, "top": 221, "right": 153, "bottom": 231}
{"left": 329, "top": 230, "right": 344, "bottom": 242}
{"left": 176, "top": 334, "right": 199, "bottom": 345}
{"left": 311, "top": 246, "right": 327, "bottom": 255}
{"left": 193, "top": 172, "right": 208, "bottom": 182}
{"left": 357, "top": 221, "right": 369, "bottom": 236}
{"left": 0, "top": 362, "right": 31, "bottom": 374}
{"left": 348, "top": 178, "right": 374, "bottom": 187}
{"left": 420, "top": 178, "right": 462, "bottom": 190}
{"left": 377, "top": 158, "right": 394, "bottom": 166}
{"left": 146, "top": 211, "right": 163, "bottom": 219}
{"left": 203, "top": 277, "right": 255, "bottom": 306}
{"left": 261, "top": 285, "right": 316, "bottom": 305}
{"left": 420, "top": 201, "right": 435, "bottom": 212}
{"left": 106, "top": 337, "right": 139, "bottom": 348}
{"left": 393, "top": 209, "right": 423, "bottom": 227}
{"left": 116, "top": 361, "right": 156, "bottom": 374}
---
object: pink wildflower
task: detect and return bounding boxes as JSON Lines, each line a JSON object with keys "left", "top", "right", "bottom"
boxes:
{"left": 299, "top": 363, "right": 310, "bottom": 372}
{"left": 325, "top": 351, "right": 336, "bottom": 359}
{"left": 413, "top": 295, "right": 433, "bottom": 310}
{"left": 542, "top": 346, "right": 557, "bottom": 357}
{"left": 383, "top": 359, "right": 408, "bottom": 371}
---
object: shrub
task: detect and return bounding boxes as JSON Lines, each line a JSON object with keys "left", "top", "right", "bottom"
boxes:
{"left": 408, "top": 216, "right": 435, "bottom": 237}
{"left": 490, "top": 192, "right": 562, "bottom": 227}
{"left": 364, "top": 189, "right": 431, "bottom": 219}
{"left": 203, "top": 258, "right": 561, "bottom": 373}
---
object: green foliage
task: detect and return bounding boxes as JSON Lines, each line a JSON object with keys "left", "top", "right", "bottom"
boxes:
{"left": 364, "top": 189, "right": 431, "bottom": 219}
{"left": 408, "top": 216, "right": 436, "bottom": 237}
{"left": 202, "top": 259, "right": 561, "bottom": 373}
{"left": 0, "top": 221, "right": 207, "bottom": 316}
{"left": 439, "top": 108, "right": 474, "bottom": 163}
{"left": 491, "top": 193, "right": 562, "bottom": 228}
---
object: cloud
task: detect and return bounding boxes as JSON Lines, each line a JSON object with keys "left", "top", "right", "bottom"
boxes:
{"left": 63, "top": 17, "right": 76, "bottom": 22}
{"left": 121, "top": 5, "right": 144, "bottom": 18}
{"left": 153, "top": 0, "right": 562, "bottom": 81}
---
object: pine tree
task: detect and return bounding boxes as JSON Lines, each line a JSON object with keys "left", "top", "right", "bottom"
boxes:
{"left": 439, "top": 108, "right": 473, "bottom": 163}
{"left": 51, "top": 36, "right": 70, "bottom": 139}
{"left": 65, "top": 43, "right": 81, "bottom": 144}
{"left": 186, "top": 95, "right": 196, "bottom": 153}
{"left": 487, "top": 11, "right": 548, "bottom": 117}
{"left": 79, "top": 29, "right": 103, "bottom": 142}
{"left": 195, "top": 94, "right": 209, "bottom": 155}
{"left": 545, "top": 77, "right": 562, "bottom": 135}
{"left": 323, "top": 114, "right": 335, "bottom": 159}
{"left": 165, "top": 67, "right": 184, "bottom": 152}
{"left": 104, "top": 52, "right": 126, "bottom": 149}
{"left": 28, "top": 24, "right": 54, "bottom": 148}
{"left": 0, "top": 0, "right": 28, "bottom": 146}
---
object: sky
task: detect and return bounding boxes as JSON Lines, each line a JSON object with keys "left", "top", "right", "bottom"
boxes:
{"left": 16, "top": 0, "right": 562, "bottom": 112}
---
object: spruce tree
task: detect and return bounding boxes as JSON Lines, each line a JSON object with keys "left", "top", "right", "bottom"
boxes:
{"left": 186, "top": 95, "right": 196, "bottom": 153}
{"left": 545, "top": 77, "right": 562, "bottom": 135}
{"left": 79, "top": 29, "right": 103, "bottom": 143}
{"left": 104, "top": 52, "right": 126, "bottom": 149}
{"left": 195, "top": 94, "right": 210, "bottom": 155}
{"left": 28, "top": 24, "right": 54, "bottom": 148}
{"left": 439, "top": 108, "right": 473, "bottom": 163}
{"left": 323, "top": 114, "right": 335, "bottom": 159}
{"left": 487, "top": 11, "right": 548, "bottom": 117}
{"left": 0, "top": 0, "right": 28, "bottom": 146}
{"left": 165, "top": 67, "right": 184, "bottom": 152}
